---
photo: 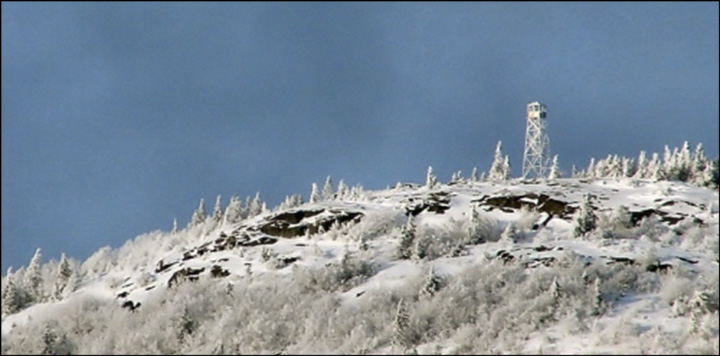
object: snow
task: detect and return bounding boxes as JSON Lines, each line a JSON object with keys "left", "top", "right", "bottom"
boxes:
{"left": 2, "top": 177, "right": 718, "bottom": 354}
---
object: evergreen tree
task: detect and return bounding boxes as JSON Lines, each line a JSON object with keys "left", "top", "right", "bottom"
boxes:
{"left": 323, "top": 176, "right": 334, "bottom": 201}
{"left": 223, "top": 196, "right": 242, "bottom": 225}
{"left": 337, "top": 180, "right": 349, "bottom": 200}
{"left": 420, "top": 267, "right": 443, "bottom": 298}
{"left": 592, "top": 277, "right": 603, "bottom": 316}
{"left": 392, "top": 298, "right": 411, "bottom": 348}
{"left": 248, "top": 192, "right": 263, "bottom": 217}
{"left": 470, "top": 167, "right": 479, "bottom": 182}
{"left": 412, "top": 233, "right": 430, "bottom": 261}
{"left": 621, "top": 157, "right": 635, "bottom": 178}
{"left": 634, "top": 151, "right": 648, "bottom": 179}
{"left": 212, "top": 195, "right": 223, "bottom": 223}
{"left": 27, "top": 248, "right": 43, "bottom": 303}
{"left": 2, "top": 275, "right": 20, "bottom": 316}
{"left": 500, "top": 222, "right": 517, "bottom": 243}
{"left": 548, "top": 155, "right": 560, "bottom": 180}
{"left": 425, "top": 166, "right": 437, "bottom": 189}
{"left": 488, "top": 141, "right": 505, "bottom": 181}
{"left": 397, "top": 217, "right": 416, "bottom": 260}
{"left": 586, "top": 158, "right": 596, "bottom": 178}
{"left": 52, "top": 253, "right": 72, "bottom": 301}
{"left": 502, "top": 155, "right": 511, "bottom": 180}
{"left": 649, "top": 153, "right": 664, "bottom": 181}
{"left": 467, "top": 206, "right": 486, "bottom": 244}
{"left": 172, "top": 218, "right": 178, "bottom": 234}
{"left": 574, "top": 194, "right": 597, "bottom": 237}
{"left": 41, "top": 322, "right": 57, "bottom": 355}
{"left": 310, "top": 183, "right": 320, "bottom": 203}
{"left": 188, "top": 198, "right": 206, "bottom": 228}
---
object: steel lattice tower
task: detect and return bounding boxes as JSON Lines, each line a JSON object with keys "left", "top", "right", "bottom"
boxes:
{"left": 522, "top": 101, "right": 551, "bottom": 178}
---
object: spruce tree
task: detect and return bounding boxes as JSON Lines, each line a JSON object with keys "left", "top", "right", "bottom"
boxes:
{"left": 27, "top": 248, "right": 43, "bottom": 303}
{"left": 1, "top": 276, "right": 20, "bottom": 316}
{"left": 212, "top": 195, "right": 223, "bottom": 223}
{"left": 52, "top": 253, "right": 72, "bottom": 301}
{"left": 420, "top": 267, "right": 443, "bottom": 298}
{"left": 248, "top": 192, "right": 263, "bottom": 217}
{"left": 223, "top": 196, "right": 242, "bottom": 225}
{"left": 323, "top": 176, "right": 334, "bottom": 201}
{"left": 548, "top": 155, "right": 560, "bottom": 180}
{"left": 488, "top": 141, "right": 505, "bottom": 181}
{"left": 188, "top": 198, "right": 206, "bottom": 228}
{"left": 471, "top": 167, "right": 479, "bottom": 182}
{"left": 397, "top": 217, "right": 416, "bottom": 260}
{"left": 172, "top": 218, "right": 178, "bottom": 234}
{"left": 392, "top": 298, "right": 411, "bottom": 348}
{"left": 426, "top": 166, "right": 437, "bottom": 189}
{"left": 310, "top": 183, "right": 320, "bottom": 203}
{"left": 574, "top": 194, "right": 597, "bottom": 237}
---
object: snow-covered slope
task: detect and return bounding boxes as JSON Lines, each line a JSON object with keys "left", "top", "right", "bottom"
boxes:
{"left": 2, "top": 178, "right": 718, "bottom": 354}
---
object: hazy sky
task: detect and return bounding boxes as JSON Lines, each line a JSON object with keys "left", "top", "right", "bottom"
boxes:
{"left": 2, "top": 2, "right": 718, "bottom": 271}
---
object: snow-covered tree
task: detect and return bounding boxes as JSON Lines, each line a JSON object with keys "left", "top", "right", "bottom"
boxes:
{"left": 574, "top": 194, "right": 597, "bottom": 237}
{"left": 171, "top": 218, "right": 178, "bottom": 234}
{"left": 248, "top": 192, "right": 263, "bottom": 217}
{"left": 223, "top": 196, "right": 242, "bottom": 225}
{"left": 592, "top": 277, "right": 603, "bottom": 316}
{"left": 621, "top": 157, "right": 635, "bottom": 178}
{"left": 188, "top": 198, "right": 206, "bottom": 228}
{"left": 310, "top": 183, "right": 320, "bottom": 203}
{"left": 470, "top": 167, "right": 479, "bottom": 182}
{"left": 467, "top": 206, "right": 486, "bottom": 245}
{"left": 488, "top": 141, "right": 505, "bottom": 181}
{"left": 1, "top": 274, "right": 20, "bottom": 316}
{"left": 548, "top": 155, "right": 560, "bottom": 180}
{"left": 502, "top": 156, "right": 511, "bottom": 180}
{"left": 426, "top": 166, "right": 438, "bottom": 189}
{"left": 634, "top": 151, "right": 648, "bottom": 179}
{"left": 52, "top": 253, "right": 73, "bottom": 301}
{"left": 323, "top": 176, "right": 334, "bottom": 201}
{"left": 412, "top": 233, "right": 430, "bottom": 261}
{"left": 420, "top": 267, "right": 443, "bottom": 298}
{"left": 450, "top": 171, "right": 462, "bottom": 184}
{"left": 211, "top": 195, "right": 223, "bottom": 223}
{"left": 586, "top": 158, "right": 596, "bottom": 178}
{"left": 397, "top": 217, "right": 416, "bottom": 260}
{"left": 337, "top": 180, "right": 349, "bottom": 200}
{"left": 27, "top": 248, "right": 43, "bottom": 303}
{"left": 610, "top": 205, "right": 632, "bottom": 230}
{"left": 500, "top": 222, "right": 518, "bottom": 243}
{"left": 392, "top": 298, "right": 411, "bottom": 348}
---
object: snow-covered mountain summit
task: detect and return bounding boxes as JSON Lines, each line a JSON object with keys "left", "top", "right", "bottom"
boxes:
{"left": 2, "top": 177, "right": 719, "bottom": 354}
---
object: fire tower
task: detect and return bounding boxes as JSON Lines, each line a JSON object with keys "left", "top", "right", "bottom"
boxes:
{"left": 522, "top": 101, "right": 551, "bottom": 178}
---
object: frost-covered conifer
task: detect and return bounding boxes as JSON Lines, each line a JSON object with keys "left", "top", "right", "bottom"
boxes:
{"left": 592, "top": 277, "right": 603, "bottom": 316}
{"left": 323, "top": 176, "right": 334, "bottom": 201}
{"left": 188, "top": 198, "right": 206, "bottom": 228}
{"left": 27, "top": 248, "right": 43, "bottom": 303}
{"left": 310, "top": 183, "right": 320, "bottom": 203}
{"left": 574, "top": 194, "right": 597, "bottom": 237}
{"left": 397, "top": 217, "right": 416, "bottom": 260}
{"left": 248, "top": 192, "right": 263, "bottom": 217}
{"left": 489, "top": 141, "right": 505, "bottom": 181}
{"left": 212, "top": 195, "right": 223, "bottom": 223}
{"left": 223, "top": 196, "right": 242, "bottom": 225}
{"left": 1, "top": 275, "right": 20, "bottom": 316}
{"left": 470, "top": 167, "right": 478, "bottom": 182}
{"left": 586, "top": 158, "right": 596, "bottom": 178}
{"left": 426, "top": 166, "right": 437, "bottom": 189}
{"left": 337, "top": 180, "right": 349, "bottom": 200}
{"left": 467, "top": 206, "right": 486, "bottom": 245}
{"left": 420, "top": 267, "right": 443, "bottom": 298}
{"left": 392, "top": 298, "right": 411, "bottom": 348}
{"left": 172, "top": 218, "right": 178, "bottom": 234}
{"left": 634, "top": 151, "right": 648, "bottom": 179}
{"left": 52, "top": 253, "right": 72, "bottom": 301}
{"left": 548, "top": 155, "right": 560, "bottom": 180}
{"left": 500, "top": 222, "right": 517, "bottom": 243}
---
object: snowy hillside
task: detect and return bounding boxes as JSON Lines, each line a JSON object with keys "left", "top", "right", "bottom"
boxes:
{"left": 2, "top": 177, "right": 719, "bottom": 354}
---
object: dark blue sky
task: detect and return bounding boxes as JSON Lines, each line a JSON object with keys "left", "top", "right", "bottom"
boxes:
{"left": 2, "top": 2, "right": 718, "bottom": 271}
